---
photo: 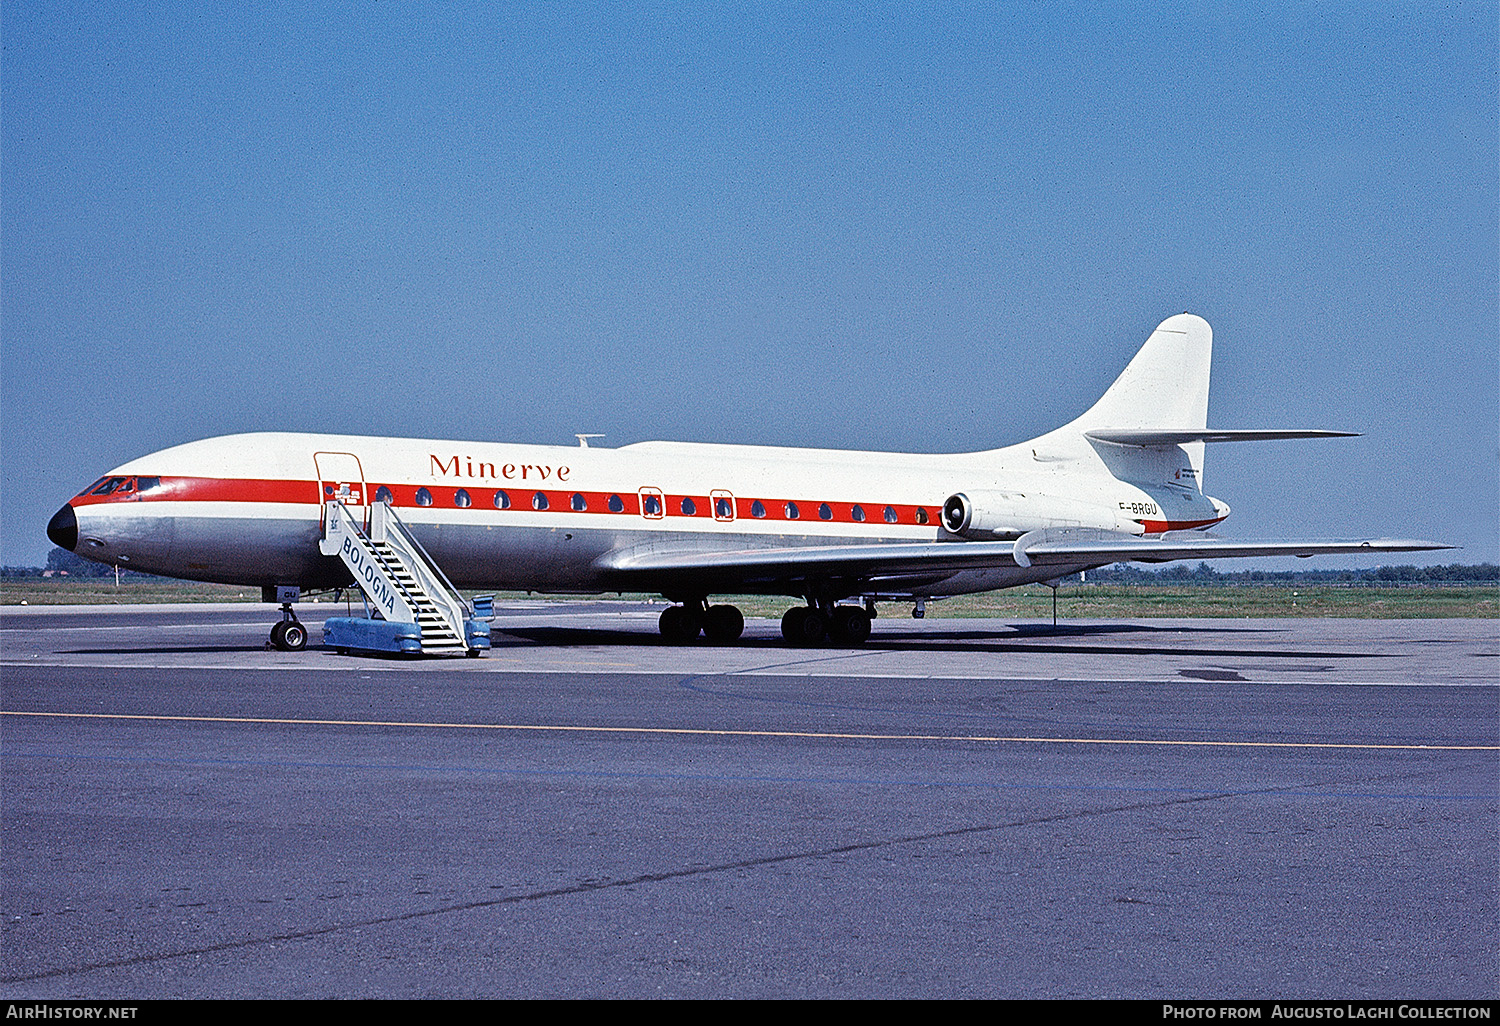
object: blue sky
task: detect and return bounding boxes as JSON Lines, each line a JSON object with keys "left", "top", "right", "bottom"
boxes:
{"left": 4, "top": 3, "right": 1496, "bottom": 568}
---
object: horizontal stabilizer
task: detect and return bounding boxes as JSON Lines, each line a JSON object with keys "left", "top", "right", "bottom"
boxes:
{"left": 1084, "top": 429, "right": 1359, "bottom": 447}
{"left": 1012, "top": 528, "right": 1452, "bottom": 568}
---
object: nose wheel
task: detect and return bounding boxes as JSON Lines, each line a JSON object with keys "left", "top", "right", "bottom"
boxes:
{"left": 268, "top": 600, "right": 308, "bottom": 651}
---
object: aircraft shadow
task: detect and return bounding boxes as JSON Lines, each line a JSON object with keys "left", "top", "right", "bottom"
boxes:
{"left": 494, "top": 625, "right": 1389, "bottom": 662}
{"left": 55, "top": 622, "right": 1388, "bottom": 663}
{"left": 59, "top": 645, "right": 267, "bottom": 655}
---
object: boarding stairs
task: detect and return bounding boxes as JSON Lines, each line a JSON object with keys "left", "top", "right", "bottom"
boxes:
{"left": 320, "top": 499, "right": 473, "bottom": 656}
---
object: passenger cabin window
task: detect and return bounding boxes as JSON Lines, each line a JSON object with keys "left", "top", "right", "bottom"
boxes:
{"left": 851, "top": 504, "right": 865, "bottom": 522}
{"left": 608, "top": 494, "right": 625, "bottom": 513}
{"left": 415, "top": 487, "right": 433, "bottom": 507}
{"left": 883, "top": 505, "right": 897, "bottom": 523}
{"left": 714, "top": 496, "right": 733, "bottom": 520}
{"left": 751, "top": 500, "right": 766, "bottom": 518}
{"left": 784, "top": 502, "right": 800, "bottom": 519}
{"left": 493, "top": 490, "right": 510, "bottom": 509}
{"left": 454, "top": 489, "right": 471, "bottom": 508}
{"left": 532, "top": 492, "right": 549, "bottom": 511}
{"left": 641, "top": 492, "right": 662, "bottom": 517}
{"left": 680, "top": 497, "right": 697, "bottom": 516}
{"left": 375, "top": 486, "right": 394, "bottom": 504}
{"left": 571, "top": 493, "right": 587, "bottom": 511}
{"left": 818, "top": 503, "right": 832, "bottom": 521}
{"left": 915, "top": 507, "right": 929, "bottom": 525}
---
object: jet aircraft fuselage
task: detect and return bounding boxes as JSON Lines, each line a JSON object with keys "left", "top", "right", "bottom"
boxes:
{"left": 46, "top": 314, "right": 1447, "bottom": 648}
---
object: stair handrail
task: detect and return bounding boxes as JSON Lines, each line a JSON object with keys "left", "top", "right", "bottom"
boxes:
{"left": 320, "top": 501, "right": 417, "bottom": 624}
{"left": 369, "top": 502, "right": 471, "bottom": 643}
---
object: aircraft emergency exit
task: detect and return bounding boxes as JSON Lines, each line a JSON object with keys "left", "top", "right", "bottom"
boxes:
{"left": 46, "top": 313, "right": 1449, "bottom": 652}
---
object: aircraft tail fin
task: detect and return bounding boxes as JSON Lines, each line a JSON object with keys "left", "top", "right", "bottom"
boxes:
{"left": 1023, "top": 314, "right": 1356, "bottom": 491}
{"left": 1021, "top": 313, "right": 1214, "bottom": 488}
{"left": 1071, "top": 313, "right": 1212, "bottom": 431}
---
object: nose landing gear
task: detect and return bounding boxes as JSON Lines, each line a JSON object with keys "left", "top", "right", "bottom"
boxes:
{"left": 265, "top": 585, "right": 308, "bottom": 651}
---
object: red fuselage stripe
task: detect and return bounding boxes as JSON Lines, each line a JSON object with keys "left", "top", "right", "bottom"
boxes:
{"left": 72, "top": 477, "right": 1222, "bottom": 533}
{"left": 72, "top": 477, "right": 941, "bottom": 527}
{"left": 1138, "top": 518, "right": 1222, "bottom": 533}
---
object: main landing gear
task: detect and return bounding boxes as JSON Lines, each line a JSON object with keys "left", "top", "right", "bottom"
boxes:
{"left": 781, "top": 603, "right": 872, "bottom": 647}
{"left": 653, "top": 596, "right": 877, "bottom": 647}
{"left": 658, "top": 600, "right": 744, "bottom": 644}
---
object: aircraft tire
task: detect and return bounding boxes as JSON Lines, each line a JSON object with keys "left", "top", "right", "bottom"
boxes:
{"left": 703, "top": 604, "right": 744, "bottom": 643}
{"left": 279, "top": 621, "right": 308, "bottom": 651}
{"left": 269, "top": 621, "right": 288, "bottom": 648}
{"left": 782, "top": 606, "right": 826, "bottom": 646}
{"left": 659, "top": 605, "right": 701, "bottom": 643}
{"left": 830, "top": 606, "right": 872, "bottom": 646}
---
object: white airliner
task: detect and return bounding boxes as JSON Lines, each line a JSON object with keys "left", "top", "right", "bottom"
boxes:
{"left": 46, "top": 314, "right": 1447, "bottom": 650}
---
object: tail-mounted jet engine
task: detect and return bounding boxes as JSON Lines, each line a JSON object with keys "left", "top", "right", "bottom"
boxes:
{"left": 940, "top": 491, "right": 1129, "bottom": 539}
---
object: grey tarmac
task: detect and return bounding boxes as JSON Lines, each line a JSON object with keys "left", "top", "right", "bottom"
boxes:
{"left": 1, "top": 603, "right": 1496, "bottom": 998}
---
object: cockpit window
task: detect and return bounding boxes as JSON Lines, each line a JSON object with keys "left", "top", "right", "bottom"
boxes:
{"left": 90, "top": 477, "right": 126, "bottom": 496}
{"left": 137, "top": 478, "right": 162, "bottom": 494}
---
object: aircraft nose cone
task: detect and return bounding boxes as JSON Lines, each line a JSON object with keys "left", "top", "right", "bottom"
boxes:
{"left": 47, "top": 504, "right": 78, "bottom": 551}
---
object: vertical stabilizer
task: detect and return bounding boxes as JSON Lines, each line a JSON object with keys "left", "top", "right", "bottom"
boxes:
{"left": 1023, "top": 313, "right": 1213, "bottom": 489}
{"left": 1071, "top": 313, "right": 1212, "bottom": 431}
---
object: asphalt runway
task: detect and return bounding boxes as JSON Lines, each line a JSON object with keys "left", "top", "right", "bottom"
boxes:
{"left": 2, "top": 603, "right": 1496, "bottom": 998}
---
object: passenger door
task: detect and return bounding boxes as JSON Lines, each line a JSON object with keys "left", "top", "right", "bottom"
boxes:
{"left": 314, "top": 452, "right": 368, "bottom": 531}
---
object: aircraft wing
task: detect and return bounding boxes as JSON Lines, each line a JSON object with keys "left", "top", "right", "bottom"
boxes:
{"left": 596, "top": 530, "right": 1452, "bottom": 590}
{"left": 1007, "top": 528, "right": 1453, "bottom": 567}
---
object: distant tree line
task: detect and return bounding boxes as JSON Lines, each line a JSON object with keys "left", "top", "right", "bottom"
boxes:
{"left": 1073, "top": 561, "right": 1499, "bottom": 585}
{"left": 1, "top": 548, "right": 168, "bottom": 581}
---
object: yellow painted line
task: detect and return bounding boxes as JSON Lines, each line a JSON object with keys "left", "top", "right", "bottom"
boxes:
{"left": 3, "top": 709, "right": 1496, "bottom": 751}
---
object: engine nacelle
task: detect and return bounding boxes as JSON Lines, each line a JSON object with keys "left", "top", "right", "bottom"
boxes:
{"left": 940, "top": 490, "right": 1124, "bottom": 539}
